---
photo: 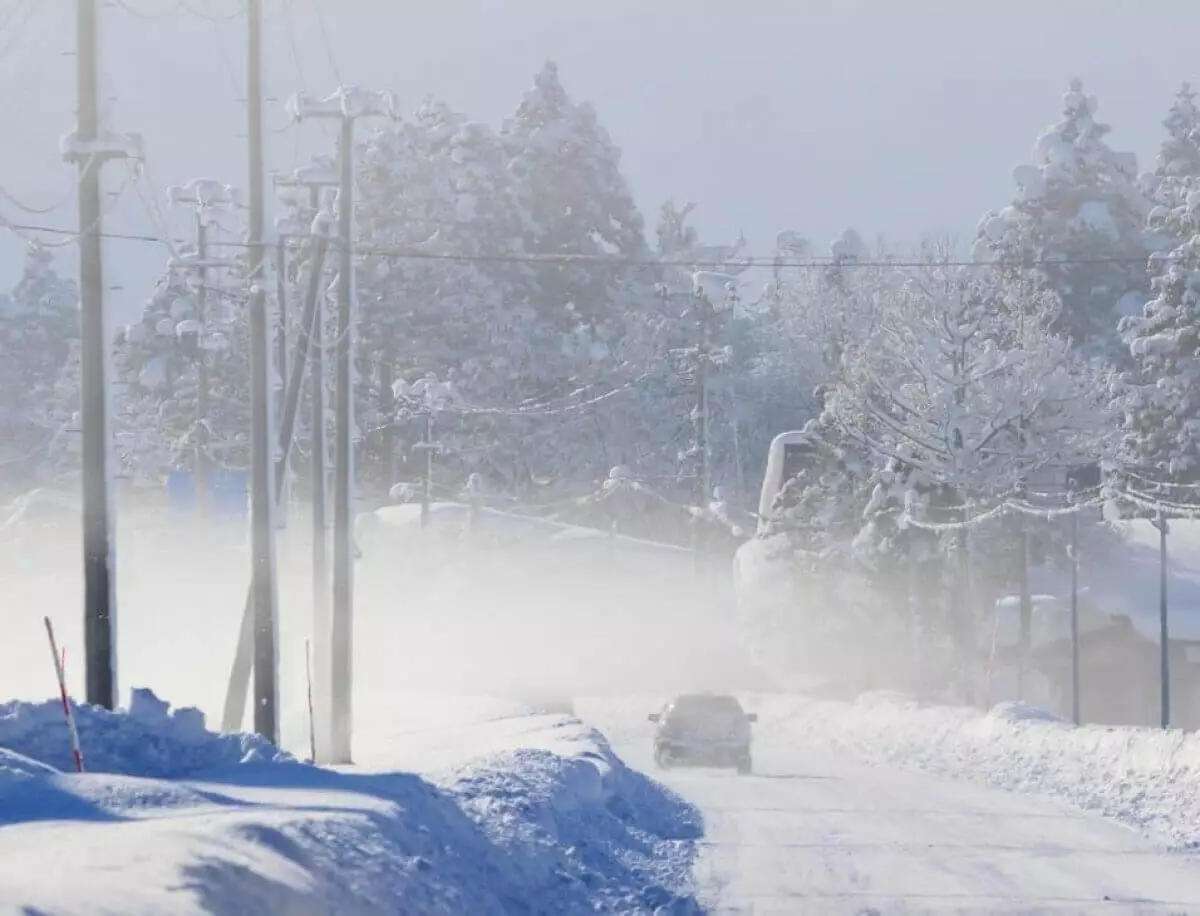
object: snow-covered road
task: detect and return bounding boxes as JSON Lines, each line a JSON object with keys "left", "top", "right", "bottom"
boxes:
{"left": 581, "top": 698, "right": 1200, "bottom": 914}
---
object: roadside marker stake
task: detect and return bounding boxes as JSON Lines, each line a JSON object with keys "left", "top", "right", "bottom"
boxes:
{"left": 44, "top": 617, "right": 85, "bottom": 773}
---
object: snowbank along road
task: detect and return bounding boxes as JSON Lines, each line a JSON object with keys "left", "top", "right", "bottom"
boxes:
{"left": 581, "top": 697, "right": 1200, "bottom": 915}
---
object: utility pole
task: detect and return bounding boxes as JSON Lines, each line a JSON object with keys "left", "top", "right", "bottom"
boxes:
{"left": 1069, "top": 506, "right": 1080, "bottom": 724}
{"left": 269, "top": 166, "right": 334, "bottom": 531}
{"left": 1016, "top": 522, "right": 1031, "bottom": 700}
{"left": 274, "top": 161, "right": 337, "bottom": 760}
{"left": 220, "top": 222, "right": 330, "bottom": 739}
{"left": 196, "top": 218, "right": 210, "bottom": 512}
{"left": 1155, "top": 509, "right": 1171, "bottom": 729}
{"left": 216, "top": 183, "right": 338, "bottom": 745}
{"left": 288, "top": 87, "right": 397, "bottom": 763}
{"left": 246, "top": 0, "right": 280, "bottom": 743}
{"left": 419, "top": 412, "right": 434, "bottom": 527}
{"left": 65, "top": 0, "right": 141, "bottom": 710}
{"left": 273, "top": 241, "right": 289, "bottom": 526}
{"left": 690, "top": 283, "right": 713, "bottom": 575}
{"left": 166, "top": 178, "right": 239, "bottom": 516}
{"left": 379, "top": 361, "right": 396, "bottom": 492}
{"left": 1064, "top": 462, "right": 1097, "bottom": 727}
{"left": 273, "top": 245, "right": 288, "bottom": 420}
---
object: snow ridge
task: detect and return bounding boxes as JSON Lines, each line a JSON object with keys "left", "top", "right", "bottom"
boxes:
{"left": 0, "top": 687, "right": 291, "bottom": 778}
{"left": 0, "top": 695, "right": 703, "bottom": 915}
{"left": 768, "top": 692, "right": 1200, "bottom": 849}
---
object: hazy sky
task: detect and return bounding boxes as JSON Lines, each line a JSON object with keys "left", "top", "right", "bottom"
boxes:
{"left": 2, "top": 0, "right": 1198, "bottom": 323}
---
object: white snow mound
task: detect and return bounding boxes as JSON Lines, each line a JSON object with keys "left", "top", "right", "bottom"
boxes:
{"left": 0, "top": 698, "right": 702, "bottom": 915}
{"left": 761, "top": 693, "right": 1200, "bottom": 849}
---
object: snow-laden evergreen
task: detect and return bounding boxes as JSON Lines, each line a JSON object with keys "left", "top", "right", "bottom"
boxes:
{"left": 973, "top": 79, "right": 1150, "bottom": 361}
{"left": 1117, "top": 181, "right": 1200, "bottom": 487}
{"left": 0, "top": 242, "right": 79, "bottom": 482}
{"left": 1156, "top": 83, "right": 1200, "bottom": 182}
{"left": 113, "top": 252, "right": 249, "bottom": 479}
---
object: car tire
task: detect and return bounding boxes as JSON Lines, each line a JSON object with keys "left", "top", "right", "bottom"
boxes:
{"left": 654, "top": 747, "right": 671, "bottom": 770}
{"left": 736, "top": 753, "right": 752, "bottom": 775}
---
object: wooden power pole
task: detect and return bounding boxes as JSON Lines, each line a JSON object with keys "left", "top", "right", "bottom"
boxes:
{"left": 166, "top": 177, "right": 240, "bottom": 516}
{"left": 288, "top": 87, "right": 397, "bottom": 763}
{"left": 274, "top": 161, "right": 338, "bottom": 761}
{"left": 245, "top": 0, "right": 280, "bottom": 742}
{"left": 67, "top": 0, "right": 139, "bottom": 710}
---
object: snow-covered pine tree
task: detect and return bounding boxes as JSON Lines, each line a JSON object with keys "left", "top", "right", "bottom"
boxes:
{"left": 1157, "top": 83, "right": 1200, "bottom": 182}
{"left": 1114, "top": 84, "right": 1200, "bottom": 504}
{"left": 973, "top": 79, "right": 1149, "bottom": 362}
{"left": 1142, "top": 84, "right": 1200, "bottom": 259}
{"left": 498, "top": 62, "right": 667, "bottom": 486}
{"left": 503, "top": 60, "right": 649, "bottom": 329}
{"left": 113, "top": 257, "right": 249, "bottom": 481}
{"left": 1117, "top": 177, "right": 1200, "bottom": 493}
{"left": 356, "top": 98, "right": 555, "bottom": 490}
{"left": 0, "top": 242, "right": 79, "bottom": 480}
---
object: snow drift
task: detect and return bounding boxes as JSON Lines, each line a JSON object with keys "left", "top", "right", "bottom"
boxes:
{"left": 0, "top": 694, "right": 703, "bottom": 915}
{"left": 763, "top": 691, "right": 1200, "bottom": 849}
{"left": 0, "top": 687, "right": 291, "bottom": 778}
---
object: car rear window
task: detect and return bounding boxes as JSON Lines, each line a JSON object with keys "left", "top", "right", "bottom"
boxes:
{"left": 672, "top": 695, "right": 744, "bottom": 716}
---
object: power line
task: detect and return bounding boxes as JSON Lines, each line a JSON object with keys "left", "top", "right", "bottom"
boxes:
{"left": 0, "top": 219, "right": 1178, "bottom": 270}
{"left": 309, "top": 0, "right": 342, "bottom": 87}
{"left": 110, "top": 0, "right": 243, "bottom": 22}
{"left": 0, "top": 178, "right": 78, "bottom": 216}
{"left": 279, "top": 0, "right": 308, "bottom": 93}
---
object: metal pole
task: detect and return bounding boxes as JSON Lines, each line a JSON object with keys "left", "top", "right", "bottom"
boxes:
{"left": 957, "top": 505, "right": 972, "bottom": 705}
{"left": 274, "top": 241, "right": 288, "bottom": 419}
{"left": 274, "top": 237, "right": 289, "bottom": 528}
{"left": 1159, "top": 511, "right": 1170, "bottom": 729}
{"left": 246, "top": 0, "right": 280, "bottom": 743}
{"left": 379, "top": 361, "right": 396, "bottom": 492}
{"left": 1070, "top": 509, "right": 1080, "bottom": 725}
{"left": 77, "top": 0, "right": 117, "bottom": 710}
{"left": 1016, "top": 525, "right": 1031, "bottom": 700}
{"left": 330, "top": 113, "right": 356, "bottom": 763}
{"left": 195, "top": 218, "right": 209, "bottom": 516}
{"left": 220, "top": 234, "right": 329, "bottom": 733}
{"left": 693, "top": 294, "right": 709, "bottom": 573}
{"left": 421, "top": 413, "right": 432, "bottom": 528}
{"left": 308, "top": 188, "right": 330, "bottom": 760}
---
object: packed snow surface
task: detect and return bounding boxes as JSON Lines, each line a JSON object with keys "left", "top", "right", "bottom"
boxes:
{"left": 756, "top": 691, "right": 1200, "bottom": 849}
{"left": 582, "top": 694, "right": 1200, "bottom": 913}
{"left": 0, "top": 691, "right": 703, "bottom": 915}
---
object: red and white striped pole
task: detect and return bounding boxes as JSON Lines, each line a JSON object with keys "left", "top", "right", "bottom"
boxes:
{"left": 44, "top": 617, "right": 85, "bottom": 773}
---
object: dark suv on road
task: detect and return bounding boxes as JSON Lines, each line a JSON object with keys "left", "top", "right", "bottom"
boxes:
{"left": 649, "top": 693, "right": 757, "bottom": 774}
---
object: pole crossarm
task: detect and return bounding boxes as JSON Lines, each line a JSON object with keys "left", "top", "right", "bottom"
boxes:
{"left": 167, "top": 178, "right": 241, "bottom": 228}
{"left": 286, "top": 88, "right": 399, "bottom": 123}
{"left": 60, "top": 129, "right": 144, "bottom": 165}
